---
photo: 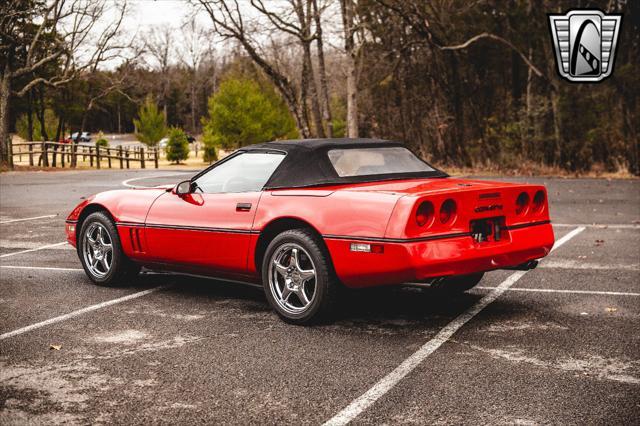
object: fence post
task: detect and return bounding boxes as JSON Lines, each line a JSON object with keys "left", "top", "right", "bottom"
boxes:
{"left": 89, "top": 147, "right": 93, "bottom": 167}
{"left": 8, "top": 139, "right": 14, "bottom": 168}
{"left": 107, "top": 147, "right": 112, "bottom": 168}
{"left": 71, "top": 142, "right": 77, "bottom": 168}
{"left": 61, "top": 145, "right": 65, "bottom": 167}
{"left": 154, "top": 147, "right": 159, "bottom": 168}
{"left": 52, "top": 143, "right": 58, "bottom": 167}
{"left": 125, "top": 148, "right": 130, "bottom": 169}
{"left": 29, "top": 143, "right": 34, "bottom": 166}
{"left": 140, "top": 147, "right": 145, "bottom": 169}
{"left": 118, "top": 146, "right": 123, "bottom": 169}
{"left": 96, "top": 145, "right": 101, "bottom": 169}
{"left": 42, "top": 143, "right": 49, "bottom": 167}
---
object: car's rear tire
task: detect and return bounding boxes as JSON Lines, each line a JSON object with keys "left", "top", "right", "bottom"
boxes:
{"left": 262, "top": 229, "right": 339, "bottom": 325}
{"left": 78, "top": 211, "right": 140, "bottom": 286}
{"left": 430, "top": 272, "right": 484, "bottom": 294}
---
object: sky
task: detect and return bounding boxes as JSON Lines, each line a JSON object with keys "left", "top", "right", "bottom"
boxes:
{"left": 124, "top": 0, "right": 205, "bottom": 31}
{"left": 94, "top": 0, "right": 344, "bottom": 69}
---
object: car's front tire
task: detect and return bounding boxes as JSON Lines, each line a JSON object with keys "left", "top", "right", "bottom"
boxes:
{"left": 78, "top": 211, "right": 140, "bottom": 286}
{"left": 262, "top": 229, "right": 339, "bottom": 325}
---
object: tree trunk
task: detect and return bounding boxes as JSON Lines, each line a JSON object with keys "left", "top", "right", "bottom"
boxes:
{"left": 27, "top": 88, "right": 34, "bottom": 141}
{"left": 341, "top": 0, "right": 358, "bottom": 138}
{"left": 525, "top": 47, "right": 534, "bottom": 157}
{"left": 37, "top": 85, "right": 48, "bottom": 141}
{"left": 550, "top": 87, "right": 562, "bottom": 166}
{"left": 448, "top": 52, "right": 468, "bottom": 166}
{"left": 302, "top": 40, "right": 325, "bottom": 138}
{"left": 117, "top": 100, "right": 122, "bottom": 134}
{"left": 55, "top": 115, "right": 64, "bottom": 142}
{"left": 191, "top": 78, "right": 197, "bottom": 133}
{"left": 0, "top": 71, "right": 11, "bottom": 167}
{"left": 313, "top": 0, "right": 333, "bottom": 137}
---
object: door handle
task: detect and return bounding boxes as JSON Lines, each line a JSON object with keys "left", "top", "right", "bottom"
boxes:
{"left": 236, "top": 203, "right": 252, "bottom": 212}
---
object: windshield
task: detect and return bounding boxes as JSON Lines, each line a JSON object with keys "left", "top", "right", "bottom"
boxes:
{"left": 327, "top": 147, "right": 435, "bottom": 177}
{"left": 194, "top": 151, "right": 285, "bottom": 193}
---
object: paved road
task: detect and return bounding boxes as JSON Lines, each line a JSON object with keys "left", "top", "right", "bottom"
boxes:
{"left": 0, "top": 170, "right": 638, "bottom": 424}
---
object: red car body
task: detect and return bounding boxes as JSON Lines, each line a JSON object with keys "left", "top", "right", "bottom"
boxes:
{"left": 66, "top": 140, "right": 554, "bottom": 289}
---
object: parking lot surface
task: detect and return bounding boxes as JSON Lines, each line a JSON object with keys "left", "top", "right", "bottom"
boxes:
{"left": 1, "top": 170, "right": 638, "bottom": 424}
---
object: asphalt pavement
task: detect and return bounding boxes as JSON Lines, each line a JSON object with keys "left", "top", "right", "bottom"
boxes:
{"left": 0, "top": 169, "right": 638, "bottom": 424}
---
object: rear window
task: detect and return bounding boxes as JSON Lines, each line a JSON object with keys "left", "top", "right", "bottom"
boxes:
{"left": 327, "top": 147, "right": 435, "bottom": 177}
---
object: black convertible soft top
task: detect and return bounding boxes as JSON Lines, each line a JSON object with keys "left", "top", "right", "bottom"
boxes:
{"left": 197, "top": 138, "right": 448, "bottom": 190}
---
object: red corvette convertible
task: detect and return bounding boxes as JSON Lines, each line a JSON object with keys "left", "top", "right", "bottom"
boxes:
{"left": 66, "top": 139, "right": 554, "bottom": 323}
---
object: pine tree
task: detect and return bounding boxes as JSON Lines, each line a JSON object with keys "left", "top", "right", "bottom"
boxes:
{"left": 134, "top": 96, "right": 166, "bottom": 147}
{"left": 166, "top": 127, "right": 189, "bottom": 164}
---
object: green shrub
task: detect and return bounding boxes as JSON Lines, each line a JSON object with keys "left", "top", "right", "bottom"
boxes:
{"left": 202, "top": 128, "right": 218, "bottom": 164}
{"left": 166, "top": 127, "right": 189, "bottom": 164}
{"left": 134, "top": 95, "right": 166, "bottom": 147}
{"left": 95, "top": 131, "right": 109, "bottom": 148}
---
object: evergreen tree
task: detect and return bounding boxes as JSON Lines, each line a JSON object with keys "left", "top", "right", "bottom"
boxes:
{"left": 134, "top": 96, "right": 166, "bottom": 147}
{"left": 201, "top": 78, "right": 297, "bottom": 156}
{"left": 166, "top": 127, "right": 189, "bottom": 164}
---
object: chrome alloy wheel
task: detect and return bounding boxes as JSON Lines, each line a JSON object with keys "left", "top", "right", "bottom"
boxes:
{"left": 268, "top": 243, "right": 317, "bottom": 315}
{"left": 83, "top": 222, "right": 113, "bottom": 278}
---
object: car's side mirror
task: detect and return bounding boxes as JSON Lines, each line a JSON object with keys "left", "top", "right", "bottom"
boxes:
{"left": 175, "top": 180, "right": 193, "bottom": 196}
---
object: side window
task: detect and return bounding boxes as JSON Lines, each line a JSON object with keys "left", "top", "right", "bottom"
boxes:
{"left": 194, "top": 152, "right": 285, "bottom": 194}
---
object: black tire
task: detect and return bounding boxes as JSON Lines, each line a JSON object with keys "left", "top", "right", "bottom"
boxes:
{"left": 78, "top": 211, "right": 140, "bottom": 286}
{"left": 262, "top": 229, "right": 339, "bottom": 325}
{"left": 430, "top": 272, "right": 484, "bottom": 294}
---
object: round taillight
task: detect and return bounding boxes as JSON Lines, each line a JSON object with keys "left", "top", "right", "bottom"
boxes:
{"left": 439, "top": 199, "right": 457, "bottom": 224}
{"left": 531, "top": 190, "right": 545, "bottom": 214}
{"left": 515, "top": 192, "right": 530, "bottom": 215}
{"left": 416, "top": 201, "right": 434, "bottom": 227}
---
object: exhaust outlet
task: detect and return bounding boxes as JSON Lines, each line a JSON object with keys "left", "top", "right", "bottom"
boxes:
{"left": 503, "top": 260, "right": 539, "bottom": 271}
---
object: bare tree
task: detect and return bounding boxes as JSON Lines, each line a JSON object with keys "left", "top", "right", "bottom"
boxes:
{"left": 178, "top": 18, "right": 214, "bottom": 133}
{"left": 142, "top": 27, "right": 174, "bottom": 122}
{"left": 78, "top": 1, "right": 132, "bottom": 134}
{"left": 340, "top": 0, "right": 358, "bottom": 138}
{"left": 197, "top": 0, "right": 334, "bottom": 138}
{"left": 0, "top": 0, "right": 130, "bottom": 167}
{"left": 312, "top": 0, "right": 333, "bottom": 137}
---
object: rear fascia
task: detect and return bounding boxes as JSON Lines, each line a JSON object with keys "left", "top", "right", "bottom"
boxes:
{"left": 325, "top": 183, "right": 554, "bottom": 288}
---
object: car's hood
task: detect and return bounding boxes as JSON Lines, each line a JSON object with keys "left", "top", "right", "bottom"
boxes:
{"left": 67, "top": 187, "right": 169, "bottom": 224}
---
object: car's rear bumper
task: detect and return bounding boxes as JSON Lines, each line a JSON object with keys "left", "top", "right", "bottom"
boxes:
{"left": 324, "top": 223, "right": 555, "bottom": 288}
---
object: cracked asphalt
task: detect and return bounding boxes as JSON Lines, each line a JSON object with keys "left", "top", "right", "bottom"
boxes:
{"left": 0, "top": 170, "right": 639, "bottom": 425}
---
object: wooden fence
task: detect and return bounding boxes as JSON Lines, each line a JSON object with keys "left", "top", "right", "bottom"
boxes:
{"left": 9, "top": 142, "right": 159, "bottom": 169}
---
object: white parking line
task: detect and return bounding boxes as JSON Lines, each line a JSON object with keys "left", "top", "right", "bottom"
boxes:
{"left": 0, "top": 265, "right": 83, "bottom": 272}
{"left": 323, "top": 226, "right": 586, "bottom": 426}
{"left": 121, "top": 173, "right": 191, "bottom": 188}
{"left": 540, "top": 259, "right": 639, "bottom": 271}
{"left": 553, "top": 223, "right": 640, "bottom": 229}
{"left": 0, "top": 242, "right": 68, "bottom": 258}
{"left": 0, "top": 214, "right": 58, "bottom": 224}
{"left": 476, "top": 287, "right": 640, "bottom": 297}
{"left": 0, "top": 287, "right": 166, "bottom": 341}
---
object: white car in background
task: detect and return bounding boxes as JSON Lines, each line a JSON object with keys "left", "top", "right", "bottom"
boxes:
{"left": 158, "top": 135, "right": 195, "bottom": 149}
{"left": 71, "top": 132, "right": 91, "bottom": 143}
